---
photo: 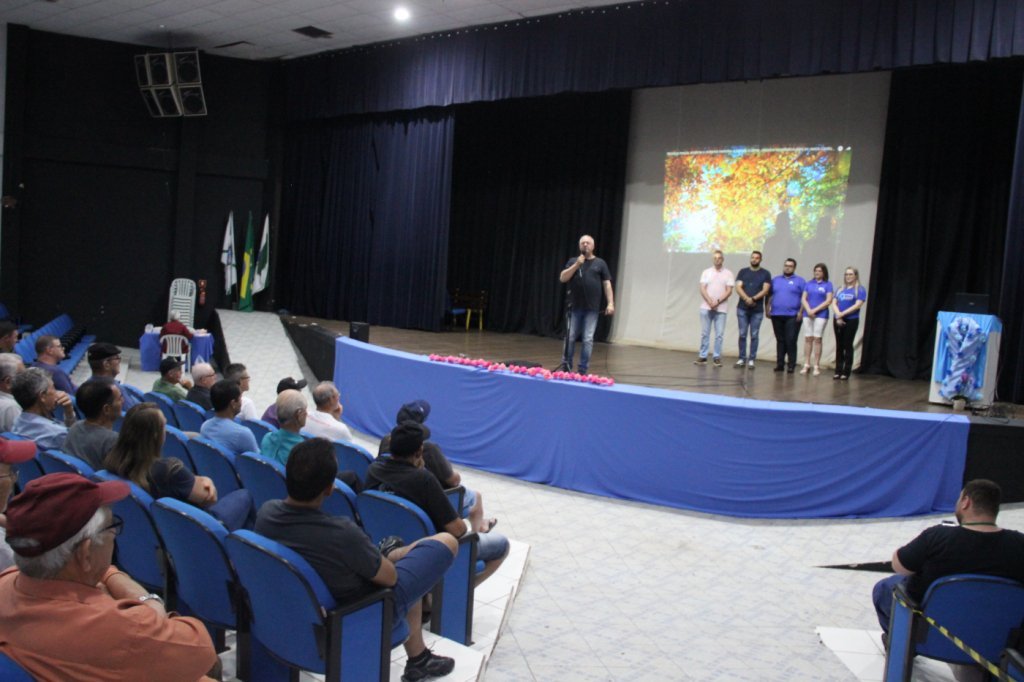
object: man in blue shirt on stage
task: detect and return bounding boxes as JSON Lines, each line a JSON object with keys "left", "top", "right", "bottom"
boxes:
{"left": 767, "top": 258, "right": 805, "bottom": 373}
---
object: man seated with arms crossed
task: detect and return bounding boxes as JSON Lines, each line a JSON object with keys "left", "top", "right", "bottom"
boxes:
{"left": 368, "top": 422, "right": 509, "bottom": 585}
{"left": 0, "top": 473, "right": 218, "bottom": 680}
{"left": 63, "top": 377, "right": 123, "bottom": 469}
{"left": 11, "top": 367, "right": 76, "bottom": 451}
{"left": 199, "top": 379, "right": 259, "bottom": 455}
{"left": 256, "top": 438, "right": 458, "bottom": 682}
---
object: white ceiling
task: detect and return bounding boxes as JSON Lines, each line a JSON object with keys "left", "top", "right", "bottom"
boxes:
{"left": 1, "top": 0, "right": 634, "bottom": 60}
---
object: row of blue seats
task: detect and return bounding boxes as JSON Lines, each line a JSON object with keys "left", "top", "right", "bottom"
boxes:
{"left": 14, "top": 312, "right": 95, "bottom": 373}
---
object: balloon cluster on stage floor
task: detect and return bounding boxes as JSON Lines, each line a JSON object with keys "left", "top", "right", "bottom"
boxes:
{"left": 428, "top": 354, "right": 615, "bottom": 386}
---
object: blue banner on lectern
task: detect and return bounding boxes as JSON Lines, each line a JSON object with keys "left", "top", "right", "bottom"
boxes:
{"left": 933, "top": 312, "right": 1001, "bottom": 400}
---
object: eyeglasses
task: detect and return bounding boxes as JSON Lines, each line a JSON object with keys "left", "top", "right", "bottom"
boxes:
{"left": 102, "top": 515, "right": 125, "bottom": 537}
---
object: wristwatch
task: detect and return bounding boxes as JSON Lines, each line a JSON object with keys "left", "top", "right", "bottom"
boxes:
{"left": 138, "top": 593, "right": 165, "bottom": 606}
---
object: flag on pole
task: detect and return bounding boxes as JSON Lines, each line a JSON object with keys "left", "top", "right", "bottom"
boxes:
{"left": 220, "top": 212, "right": 237, "bottom": 296}
{"left": 238, "top": 212, "right": 255, "bottom": 312}
{"left": 252, "top": 214, "right": 270, "bottom": 295}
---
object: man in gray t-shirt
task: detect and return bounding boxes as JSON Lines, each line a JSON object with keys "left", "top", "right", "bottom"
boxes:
{"left": 64, "top": 378, "right": 123, "bottom": 469}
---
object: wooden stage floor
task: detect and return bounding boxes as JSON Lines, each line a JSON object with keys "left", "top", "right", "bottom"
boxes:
{"left": 290, "top": 315, "right": 967, "bottom": 414}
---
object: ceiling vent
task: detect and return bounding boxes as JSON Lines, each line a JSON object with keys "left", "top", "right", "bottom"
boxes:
{"left": 292, "top": 25, "right": 333, "bottom": 39}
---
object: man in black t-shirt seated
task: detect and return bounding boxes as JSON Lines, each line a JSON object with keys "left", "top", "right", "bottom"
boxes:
{"left": 367, "top": 422, "right": 510, "bottom": 586}
{"left": 255, "top": 439, "right": 458, "bottom": 682}
{"left": 872, "top": 479, "right": 1024, "bottom": 634}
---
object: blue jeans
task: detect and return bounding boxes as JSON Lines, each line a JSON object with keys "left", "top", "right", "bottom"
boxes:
{"left": 476, "top": 531, "right": 510, "bottom": 562}
{"left": 699, "top": 309, "right": 727, "bottom": 359}
{"left": 872, "top": 574, "right": 907, "bottom": 631}
{"left": 209, "top": 489, "right": 255, "bottom": 531}
{"left": 564, "top": 309, "right": 599, "bottom": 372}
{"left": 736, "top": 307, "right": 764, "bottom": 361}
{"left": 390, "top": 539, "right": 456, "bottom": 644}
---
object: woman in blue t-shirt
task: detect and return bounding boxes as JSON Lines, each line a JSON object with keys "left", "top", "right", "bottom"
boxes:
{"left": 103, "top": 403, "right": 255, "bottom": 530}
{"left": 799, "top": 263, "right": 834, "bottom": 376}
{"left": 831, "top": 266, "right": 868, "bottom": 380}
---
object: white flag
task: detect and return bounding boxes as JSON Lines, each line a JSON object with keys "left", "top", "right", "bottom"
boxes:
{"left": 252, "top": 214, "right": 270, "bottom": 294}
{"left": 221, "top": 212, "right": 237, "bottom": 295}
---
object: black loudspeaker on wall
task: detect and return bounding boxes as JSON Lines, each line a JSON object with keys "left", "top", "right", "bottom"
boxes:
{"left": 350, "top": 322, "right": 370, "bottom": 343}
{"left": 134, "top": 50, "right": 207, "bottom": 118}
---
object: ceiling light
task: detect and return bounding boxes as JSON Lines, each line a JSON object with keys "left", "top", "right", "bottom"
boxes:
{"left": 393, "top": 6, "right": 411, "bottom": 22}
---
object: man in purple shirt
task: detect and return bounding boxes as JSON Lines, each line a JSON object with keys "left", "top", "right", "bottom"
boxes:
{"left": 766, "top": 258, "right": 805, "bottom": 373}
{"left": 29, "top": 335, "right": 76, "bottom": 395}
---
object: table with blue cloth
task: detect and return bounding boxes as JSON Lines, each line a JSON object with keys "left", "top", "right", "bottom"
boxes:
{"left": 139, "top": 330, "right": 215, "bottom": 371}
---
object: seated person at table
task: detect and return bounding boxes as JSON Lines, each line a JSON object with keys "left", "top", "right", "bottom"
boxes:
{"left": 367, "top": 422, "right": 509, "bottom": 586}
{"left": 159, "top": 311, "right": 192, "bottom": 356}
{"left": 256, "top": 438, "right": 457, "bottom": 682}
{"left": 260, "top": 389, "right": 307, "bottom": 465}
{"left": 199, "top": 379, "right": 258, "bottom": 455}
{"left": 303, "top": 381, "right": 354, "bottom": 442}
{"left": 0, "top": 321, "right": 17, "bottom": 353}
{"left": 0, "top": 473, "right": 219, "bottom": 680}
{"left": 186, "top": 363, "right": 216, "bottom": 411}
{"left": 87, "top": 342, "right": 141, "bottom": 410}
{"left": 224, "top": 363, "right": 258, "bottom": 421}
{"left": 151, "top": 358, "right": 192, "bottom": 403}
{"left": 260, "top": 377, "right": 307, "bottom": 427}
{"left": 30, "top": 335, "right": 76, "bottom": 395}
{"left": 0, "top": 352, "right": 25, "bottom": 432}
{"left": 11, "top": 367, "right": 76, "bottom": 451}
{"left": 105, "top": 403, "right": 254, "bottom": 530}
{"left": 64, "top": 378, "right": 122, "bottom": 469}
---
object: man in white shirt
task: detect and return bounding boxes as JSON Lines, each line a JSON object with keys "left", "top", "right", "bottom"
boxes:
{"left": 0, "top": 353, "right": 26, "bottom": 432}
{"left": 303, "top": 382, "right": 354, "bottom": 442}
{"left": 695, "top": 250, "right": 735, "bottom": 368}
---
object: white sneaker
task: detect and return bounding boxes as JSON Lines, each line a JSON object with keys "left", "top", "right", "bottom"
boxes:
{"left": 747, "top": 360, "right": 755, "bottom": 369}
{"left": 735, "top": 359, "right": 746, "bottom": 367}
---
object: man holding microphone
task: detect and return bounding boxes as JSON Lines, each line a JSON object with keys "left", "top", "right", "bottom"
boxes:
{"left": 557, "top": 235, "right": 614, "bottom": 375}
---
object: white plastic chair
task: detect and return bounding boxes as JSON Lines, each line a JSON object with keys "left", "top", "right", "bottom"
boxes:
{"left": 161, "top": 334, "right": 191, "bottom": 368}
{"left": 168, "top": 278, "right": 197, "bottom": 327}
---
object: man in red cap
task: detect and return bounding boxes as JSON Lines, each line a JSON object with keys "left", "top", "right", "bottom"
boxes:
{"left": 0, "top": 473, "right": 218, "bottom": 680}
{"left": 0, "top": 436, "right": 37, "bottom": 571}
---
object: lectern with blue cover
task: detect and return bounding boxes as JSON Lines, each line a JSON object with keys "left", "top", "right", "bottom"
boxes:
{"left": 929, "top": 311, "right": 1001, "bottom": 406}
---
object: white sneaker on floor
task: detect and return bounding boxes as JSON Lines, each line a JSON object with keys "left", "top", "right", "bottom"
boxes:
{"left": 747, "top": 360, "right": 755, "bottom": 368}
{"left": 735, "top": 359, "right": 746, "bottom": 367}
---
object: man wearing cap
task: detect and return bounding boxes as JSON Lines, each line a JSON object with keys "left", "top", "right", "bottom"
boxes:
{"left": 261, "top": 389, "right": 308, "bottom": 465}
{"left": 199, "top": 379, "right": 259, "bottom": 456}
{"left": 186, "top": 363, "right": 217, "bottom": 410}
{"left": 260, "top": 377, "right": 308, "bottom": 428}
{"left": 0, "top": 353, "right": 26, "bottom": 432}
{"left": 256, "top": 438, "right": 458, "bottom": 682}
{"left": 367, "top": 422, "right": 509, "bottom": 586}
{"left": 87, "top": 342, "right": 141, "bottom": 411}
{"left": 0, "top": 473, "right": 218, "bottom": 680}
{"left": 63, "top": 378, "right": 123, "bottom": 470}
{"left": 0, "top": 437, "right": 37, "bottom": 571}
{"left": 30, "top": 335, "right": 77, "bottom": 395}
{"left": 11, "top": 367, "right": 76, "bottom": 451}
{"left": 303, "top": 381, "right": 354, "bottom": 442}
{"left": 151, "top": 357, "right": 192, "bottom": 403}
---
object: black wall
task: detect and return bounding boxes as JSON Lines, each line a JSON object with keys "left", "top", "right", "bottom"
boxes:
{"left": 1, "top": 26, "right": 280, "bottom": 347}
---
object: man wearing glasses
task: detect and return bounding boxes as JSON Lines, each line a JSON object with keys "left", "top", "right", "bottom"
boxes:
{"left": 29, "top": 335, "right": 77, "bottom": 395}
{"left": 0, "top": 473, "right": 218, "bottom": 679}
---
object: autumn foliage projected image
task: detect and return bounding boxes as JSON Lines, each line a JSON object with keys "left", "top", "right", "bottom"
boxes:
{"left": 663, "top": 147, "right": 853, "bottom": 253}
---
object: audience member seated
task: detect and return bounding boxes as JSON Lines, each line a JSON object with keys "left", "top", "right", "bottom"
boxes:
{"left": 185, "top": 362, "right": 216, "bottom": 410}
{"left": 151, "top": 358, "right": 192, "bottom": 403}
{"left": 30, "top": 335, "right": 76, "bottom": 395}
{"left": 104, "top": 403, "right": 255, "bottom": 531}
{"left": 199, "top": 379, "right": 258, "bottom": 455}
{"left": 64, "top": 378, "right": 123, "bottom": 470}
{"left": 0, "top": 437, "right": 37, "bottom": 571}
{"left": 87, "top": 342, "right": 140, "bottom": 411}
{"left": 224, "top": 363, "right": 258, "bottom": 420}
{"left": 255, "top": 438, "right": 457, "bottom": 682}
{"left": 304, "top": 381, "right": 354, "bottom": 442}
{"left": 11, "top": 367, "right": 77, "bottom": 451}
{"left": 159, "top": 311, "right": 192, "bottom": 356}
{"left": 0, "top": 321, "right": 17, "bottom": 353}
{"left": 0, "top": 473, "right": 219, "bottom": 679}
{"left": 0, "top": 352, "right": 25, "bottom": 432}
{"left": 368, "top": 422, "right": 509, "bottom": 586}
{"left": 260, "top": 389, "right": 307, "bottom": 465}
{"left": 380, "top": 400, "right": 495, "bottom": 534}
{"left": 260, "top": 377, "right": 307, "bottom": 427}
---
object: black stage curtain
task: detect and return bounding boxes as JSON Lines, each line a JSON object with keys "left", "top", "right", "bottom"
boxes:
{"left": 447, "top": 92, "right": 631, "bottom": 339}
{"left": 999, "top": 77, "right": 1024, "bottom": 404}
{"left": 278, "top": 111, "right": 453, "bottom": 330}
{"left": 862, "top": 62, "right": 1023, "bottom": 383}
{"left": 285, "top": 0, "right": 1024, "bottom": 120}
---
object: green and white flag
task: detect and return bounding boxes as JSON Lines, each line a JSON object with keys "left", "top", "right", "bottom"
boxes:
{"left": 253, "top": 214, "right": 270, "bottom": 294}
{"left": 220, "top": 211, "right": 237, "bottom": 296}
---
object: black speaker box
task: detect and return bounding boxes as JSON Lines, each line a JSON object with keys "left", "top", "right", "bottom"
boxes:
{"left": 350, "top": 322, "right": 370, "bottom": 343}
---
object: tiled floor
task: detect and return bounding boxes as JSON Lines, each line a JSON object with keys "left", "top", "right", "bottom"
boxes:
{"left": 87, "top": 311, "right": 1023, "bottom": 681}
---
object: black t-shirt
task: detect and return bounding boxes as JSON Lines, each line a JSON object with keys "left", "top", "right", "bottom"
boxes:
{"left": 897, "top": 525, "right": 1024, "bottom": 602}
{"left": 364, "top": 457, "right": 458, "bottom": 531}
{"left": 148, "top": 458, "right": 195, "bottom": 500}
{"left": 377, "top": 438, "right": 455, "bottom": 487}
{"left": 735, "top": 267, "right": 772, "bottom": 312}
{"left": 564, "top": 256, "right": 611, "bottom": 312}
{"left": 186, "top": 386, "right": 212, "bottom": 410}
{"left": 254, "top": 499, "right": 381, "bottom": 603}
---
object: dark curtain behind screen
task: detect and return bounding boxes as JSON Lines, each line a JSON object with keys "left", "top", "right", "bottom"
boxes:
{"left": 862, "top": 63, "right": 1023, "bottom": 382}
{"left": 279, "top": 112, "right": 453, "bottom": 330}
{"left": 448, "top": 92, "right": 631, "bottom": 339}
{"left": 999, "top": 77, "right": 1024, "bottom": 404}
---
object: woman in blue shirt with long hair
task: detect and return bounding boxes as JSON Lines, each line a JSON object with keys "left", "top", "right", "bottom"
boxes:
{"left": 831, "top": 266, "right": 867, "bottom": 380}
